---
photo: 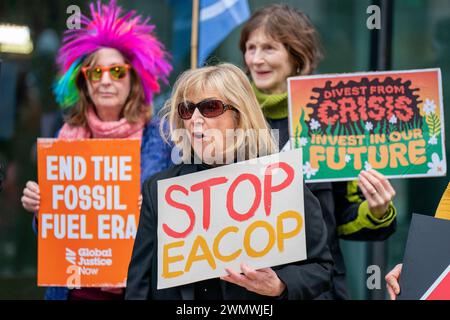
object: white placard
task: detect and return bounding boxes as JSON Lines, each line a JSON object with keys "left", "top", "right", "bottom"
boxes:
{"left": 157, "top": 149, "right": 306, "bottom": 289}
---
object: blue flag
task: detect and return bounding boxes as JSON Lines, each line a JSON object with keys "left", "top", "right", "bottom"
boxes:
{"left": 198, "top": 0, "right": 250, "bottom": 66}
{"left": 167, "top": 0, "right": 192, "bottom": 71}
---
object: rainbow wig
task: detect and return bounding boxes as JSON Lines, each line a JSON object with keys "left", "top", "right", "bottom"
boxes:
{"left": 54, "top": 0, "right": 172, "bottom": 108}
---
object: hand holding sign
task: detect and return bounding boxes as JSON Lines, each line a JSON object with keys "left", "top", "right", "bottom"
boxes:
{"left": 385, "top": 263, "right": 402, "bottom": 300}
{"left": 138, "top": 194, "right": 142, "bottom": 212}
{"left": 22, "top": 181, "right": 41, "bottom": 213}
{"left": 358, "top": 170, "right": 396, "bottom": 218}
{"left": 221, "top": 263, "right": 286, "bottom": 297}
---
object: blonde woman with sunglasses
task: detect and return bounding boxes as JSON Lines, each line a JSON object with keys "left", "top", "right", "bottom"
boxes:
{"left": 20, "top": 0, "right": 172, "bottom": 300}
{"left": 125, "top": 63, "right": 333, "bottom": 300}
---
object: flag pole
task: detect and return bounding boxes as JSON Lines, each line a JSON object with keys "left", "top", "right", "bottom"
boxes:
{"left": 191, "top": 0, "right": 199, "bottom": 69}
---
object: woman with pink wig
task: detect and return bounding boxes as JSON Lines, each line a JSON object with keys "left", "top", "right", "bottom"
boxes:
{"left": 20, "top": 0, "right": 172, "bottom": 300}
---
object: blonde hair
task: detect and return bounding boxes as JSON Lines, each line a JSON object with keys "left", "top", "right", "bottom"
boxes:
{"left": 160, "top": 63, "right": 277, "bottom": 162}
{"left": 65, "top": 49, "right": 151, "bottom": 126}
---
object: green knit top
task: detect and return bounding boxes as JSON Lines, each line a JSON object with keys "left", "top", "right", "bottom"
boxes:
{"left": 251, "top": 83, "right": 288, "bottom": 120}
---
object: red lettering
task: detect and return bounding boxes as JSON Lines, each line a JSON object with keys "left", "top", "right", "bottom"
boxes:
{"left": 318, "top": 100, "right": 339, "bottom": 125}
{"left": 226, "top": 174, "right": 261, "bottom": 222}
{"left": 324, "top": 90, "right": 332, "bottom": 99}
{"left": 394, "top": 96, "right": 414, "bottom": 122}
{"left": 264, "top": 162, "right": 294, "bottom": 216}
{"left": 313, "top": 82, "right": 418, "bottom": 125}
{"left": 338, "top": 97, "right": 359, "bottom": 124}
{"left": 357, "top": 96, "right": 368, "bottom": 121}
{"left": 385, "top": 96, "right": 395, "bottom": 120}
{"left": 367, "top": 96, "right": 386, "bottom": 121}
{"left": 191, "top": 177, "right": 228, "bottom": 231}
{"left": 163, "top": 185, "right": 195, "bottom": 238}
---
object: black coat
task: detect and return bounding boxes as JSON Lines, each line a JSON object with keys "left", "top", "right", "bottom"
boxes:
{"left": 268, "top": 117, "right": 397, "bottom": 300}
{"left": 125, "top": 163, "right": 333, "bottom": 300}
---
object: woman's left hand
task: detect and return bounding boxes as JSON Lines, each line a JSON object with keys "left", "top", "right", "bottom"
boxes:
{"left": 358, "top": 170, "right": 396, "bottom": 219}
{"left": 385, "top": 263, "right": 402, "bottom": 300}
{"left": 138, "top": 194, "right": 143, "bottom": 211}
{"left": 220, "top": 263, "right": 286, "bottom": 297}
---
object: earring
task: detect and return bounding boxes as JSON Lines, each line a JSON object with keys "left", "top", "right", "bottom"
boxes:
{"left": 296, "top": 66, "right": 300, "bottom": 74}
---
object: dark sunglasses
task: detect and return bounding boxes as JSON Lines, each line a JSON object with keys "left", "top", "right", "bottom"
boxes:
{"left": 177, "top": 99, "right": 236, "bottom": 120}
{"left": 81, "top": 64, "right": 131, "bottom": 82}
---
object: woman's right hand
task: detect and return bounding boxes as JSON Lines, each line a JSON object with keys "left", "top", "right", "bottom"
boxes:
{"left": 385, "top": 263, "right": 402, "bottom": 300}
{"left": 21, "top": 181, "right": 40, "bottom": 214}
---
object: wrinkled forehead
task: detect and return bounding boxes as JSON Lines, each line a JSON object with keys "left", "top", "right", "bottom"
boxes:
{"left": 248, "top": 26, "right": 277, "bottom": 41}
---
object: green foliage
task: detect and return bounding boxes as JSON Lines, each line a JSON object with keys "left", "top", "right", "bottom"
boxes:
{"left": 294, "top": 126, "right": 300, "bottom": 148}
{"left": 426, "top": 113, "right": 441, "bottom": 137}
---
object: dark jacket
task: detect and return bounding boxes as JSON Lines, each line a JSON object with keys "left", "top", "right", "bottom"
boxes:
{"left": 125, "top": 163, "right": 333, "bottom": 300}
{"left": 268, "top": 117, "right": 397, "bottom": 300}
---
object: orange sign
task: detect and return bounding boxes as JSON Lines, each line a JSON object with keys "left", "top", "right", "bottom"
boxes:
{"left": 288, "top": 68, "right": 445, "bottom": 181}
{"left": 37, "top": 139, "right": 140, "bottom": 287}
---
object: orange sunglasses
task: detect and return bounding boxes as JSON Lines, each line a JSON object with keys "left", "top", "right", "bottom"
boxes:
{"left": 81, "top": 64, "right": 131, "bottom": 82}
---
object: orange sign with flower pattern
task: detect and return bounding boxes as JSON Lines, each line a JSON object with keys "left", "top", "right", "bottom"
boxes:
{"left": 288, "top": 68, "right": 446, "bottom": 182}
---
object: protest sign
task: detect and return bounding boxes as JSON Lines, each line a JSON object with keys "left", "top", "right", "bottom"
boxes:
{"left": 288, "top": 68, "right": 446, "bottom": 182}
{"left": 37, "top": 139, "right": 140, "bottom": 287}
{"left": 157, "top": 149, "right": 306, "bottom": 289}
{"left": 397, "top": 214, "right": 450, "bottom": 300}
{"left": 435, "top": 182, "right": 450, "bottom": 220}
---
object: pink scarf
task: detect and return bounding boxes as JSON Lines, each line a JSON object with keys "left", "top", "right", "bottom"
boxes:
{"left": 58, "top": 106, "right": 145, "bottom": 139}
